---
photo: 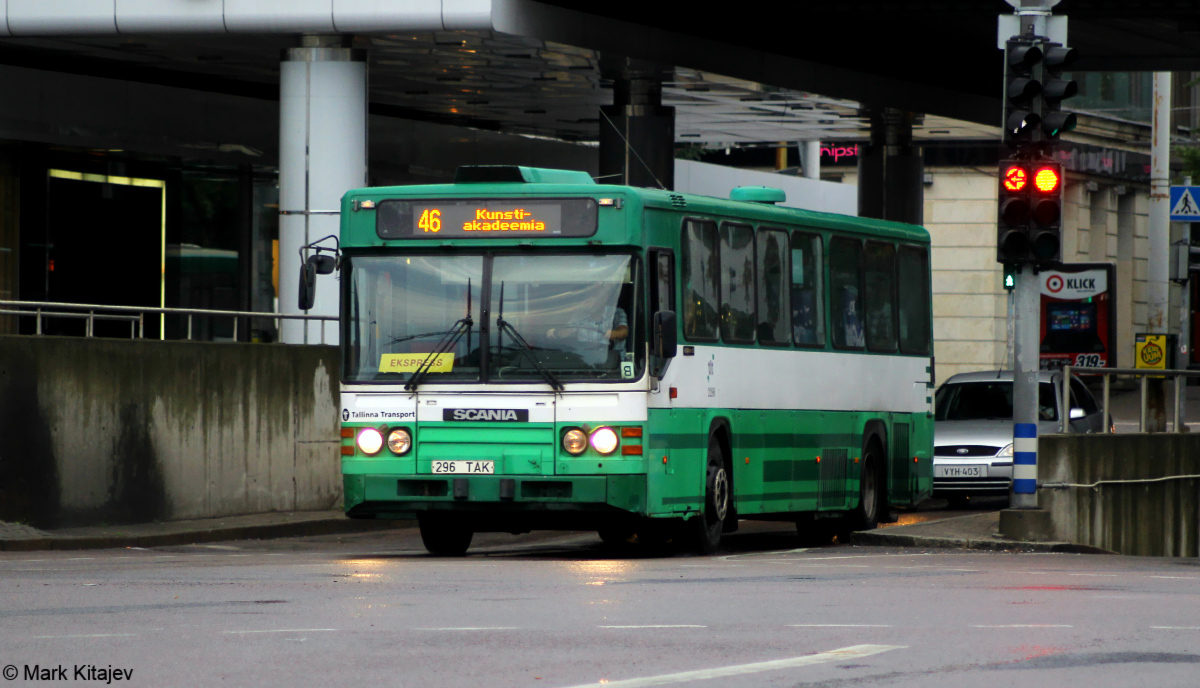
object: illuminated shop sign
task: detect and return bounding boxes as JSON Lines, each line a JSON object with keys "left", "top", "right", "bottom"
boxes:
{"left": 376, "top": 198, "right": 598, "bottom": 239}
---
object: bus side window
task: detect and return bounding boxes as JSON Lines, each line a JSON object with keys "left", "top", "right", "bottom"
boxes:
{"left": 756, "top": 228, "right": 790, "bottom": 345}
{"left": 681, "top": 219, "right": 720, "bottom": 341}
{"left": 864, "top": 241, "right": 898, "bottom": 352}
{"left": 791, "top": 232, "right": 824, "bottom": 347}
{"left": 897, "top": 245, "right": 932, "bottom": 356}
{"left": 650, "top": 250, "right": 675, "bottom": 313}
{"left": 829, "top": 236, "right": 865, "bottom": 349}
{"left": 719, "top": 222, "right": 756, "bottom": 343}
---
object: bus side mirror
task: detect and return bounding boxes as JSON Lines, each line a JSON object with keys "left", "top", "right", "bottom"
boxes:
{"left": 653, "top": 310, "right": 677, "bottom": 359}
{"left": 298, "top": 255, "right": 335, "bottom": 311}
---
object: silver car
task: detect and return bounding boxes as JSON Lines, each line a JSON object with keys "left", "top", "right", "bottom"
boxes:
{"left": 933, "top": 370, "right": 1107, "bottom": 505}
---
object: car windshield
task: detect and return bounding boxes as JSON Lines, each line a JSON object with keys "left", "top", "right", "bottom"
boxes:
{"left": 935, "top": 381, "right": 1059, "bottom": 422}
{"left": 344, "top": 253, "right": 642, "bottom": 384}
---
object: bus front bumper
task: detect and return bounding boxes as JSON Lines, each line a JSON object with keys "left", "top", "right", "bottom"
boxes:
{"left": 343, "top": 474, "right": 647, "bottom": 524}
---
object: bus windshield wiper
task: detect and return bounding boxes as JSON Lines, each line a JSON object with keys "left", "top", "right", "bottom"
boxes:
{"left": 495, "top": 281, "right": 564, "bottom": 392}
{"left": 406, "top": 279, "right": 472, "bottom": 391}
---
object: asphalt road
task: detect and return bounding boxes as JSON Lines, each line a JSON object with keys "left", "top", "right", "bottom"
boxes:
{"left": 3, "top": 523, "right": 1200, "bottom": 688}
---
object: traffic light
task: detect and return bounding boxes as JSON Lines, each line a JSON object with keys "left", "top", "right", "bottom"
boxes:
{"left": 1028, "top": 161, "right": 1063, "bottom": 264}
{"left": 997, "top": 159, "right": 1032, "bottom": 263}
{"left": 1003, "top": 39, "right": 1043, "bottom": 149}
{"left": 1038, "top": 44, "right": 1079, "bottom": 142}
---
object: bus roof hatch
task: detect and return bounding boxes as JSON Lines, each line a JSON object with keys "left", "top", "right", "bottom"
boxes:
{"left": 454, "top": 165, "right": 596, "bottom": 185}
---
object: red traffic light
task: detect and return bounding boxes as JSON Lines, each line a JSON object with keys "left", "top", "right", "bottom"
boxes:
{"left": 1003, "top": 166, "right": 1028, "bottom": 192}
{"left": 1034, "top": 167, "right": 1060, "bottom": 193}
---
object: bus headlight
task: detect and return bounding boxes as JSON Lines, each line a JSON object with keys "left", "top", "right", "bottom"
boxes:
{"left": 387, "top": 428, "right": 412, "bottom": 455}
{"left": 563, "top": 428, "right": 587, "bottom": 455}
{"left": 590, "top": 427, "right": 619, "bottom": 455}
{"left": 357, "top": 428, "right": 384, "bottom": 455}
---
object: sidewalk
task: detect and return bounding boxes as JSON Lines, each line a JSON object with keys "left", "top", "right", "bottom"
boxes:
{"left": 848, "top": 511, "right": 1110, "bottom": 554}
{"left": 0, "top": 511, "right": 412, "bottom": 552}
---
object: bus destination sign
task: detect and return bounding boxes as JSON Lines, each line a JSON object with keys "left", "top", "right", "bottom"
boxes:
{"left": 376, "top": 198, "right": 598, "bottom": 239}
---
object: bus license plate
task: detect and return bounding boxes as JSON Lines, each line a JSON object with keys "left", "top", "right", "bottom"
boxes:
{"left": 432, "top": 460, "right": 494, "bottom": 475}
{"left": 935, "top": 465, "right": 986, "bottom": 478}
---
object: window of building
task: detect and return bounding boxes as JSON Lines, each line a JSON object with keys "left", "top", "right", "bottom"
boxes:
{"left": 719, "top": 222, "right": 756, "bottom": 343}
{"left": 680, "top": 219, "right": 720, "bottom": 341}
{"left": 756, "top": 228, "right": 790, "bottom": 345}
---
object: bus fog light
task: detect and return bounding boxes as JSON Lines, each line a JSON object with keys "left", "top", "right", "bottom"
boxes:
{"left": 387, "top": 428, "right": 412, "bottom": 455}
{"left": 357, "top": 428, "right": 384, "bottom": 455}
{"left": 590, "top": 427, "right": 619, "bottom": 455}
{"left": 563, "top": 429, "right": 587, "bottom": 455}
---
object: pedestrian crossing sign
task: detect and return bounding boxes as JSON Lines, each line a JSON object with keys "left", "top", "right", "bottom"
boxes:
{"left": 1169, "top": 186, "right": 1200, "bottom": 221}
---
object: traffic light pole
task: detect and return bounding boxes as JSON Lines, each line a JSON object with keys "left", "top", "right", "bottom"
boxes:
{"left": 1011, "top": 266, "right": 1041, "bottom": 508}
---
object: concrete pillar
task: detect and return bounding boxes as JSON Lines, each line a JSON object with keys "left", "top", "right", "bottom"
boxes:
{"left": 279, "top": 36, "right": 367, "bottom": 344}
{"left": 599, "top": 57, "right": 674, "bottom": 190}
{"left": 857, "top": 107, "right": 924, "bottom": 225}
{"left": 801, "top": 140, "right": 821, "bottom": 180}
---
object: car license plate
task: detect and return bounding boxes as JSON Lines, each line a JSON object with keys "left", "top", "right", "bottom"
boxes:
{"left": 432, "top": 460, "right": 494, "bottom": 475}
{"left": 935, "top": 464, "right": 986, "bottom": 478}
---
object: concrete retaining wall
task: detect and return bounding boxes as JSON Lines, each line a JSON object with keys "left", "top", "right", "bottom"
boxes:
{"left": 1039, "top": 434, "right": 1200, "bottom": 557}
{"left": 0, "top": 335, "right": 340, "bottom": 528}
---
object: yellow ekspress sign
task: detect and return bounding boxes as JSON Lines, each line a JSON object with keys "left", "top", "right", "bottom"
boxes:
{"left": 1135, "top": 334, "right": 1167, "bottom": 370}
{"left": 379, "top": 353, "right": 455, "bottom": 373}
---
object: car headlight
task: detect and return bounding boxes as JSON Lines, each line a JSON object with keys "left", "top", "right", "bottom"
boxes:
{"left": 357, "top": 428, "right": 384, "bottom": 455}
{"left": 563, "top": 428, "right": 587, "bottom": 455}
{"left": 387, "top": 428, "right": 412, "bottom": 455}
{"left": 590, "top": 427, "right": 619, "bottom": 455}
{"left": 996, "top": 443, "right": 1013, "bottom": 458}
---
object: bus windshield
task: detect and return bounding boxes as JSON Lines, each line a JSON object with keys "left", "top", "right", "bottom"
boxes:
{"left": 345, "top": 253, "right": 642, "bottom": 384}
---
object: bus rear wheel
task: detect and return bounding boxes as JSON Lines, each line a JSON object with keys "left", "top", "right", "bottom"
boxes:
{"left": 848, "top": 447, "right": 882, "bottom": 532}
{"left": 689, "top": 438, "right": 729, "bottom": 555}
{"left": 418, "top": 515, "right": 473, "bottom": 556}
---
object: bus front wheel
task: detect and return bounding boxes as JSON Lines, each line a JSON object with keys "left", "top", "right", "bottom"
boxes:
{"left": 690, "top": 438, "right": 729, "bottom": 555}
{"left": 418, "top": 515, "right": 473, "bottom": 556}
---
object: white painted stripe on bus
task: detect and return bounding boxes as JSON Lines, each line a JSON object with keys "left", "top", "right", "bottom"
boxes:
{"left": 651, "top": 345, "right": 929, "bottom": 413}
{"left": 553, "top": 644, "right": 905, "bottom": 688}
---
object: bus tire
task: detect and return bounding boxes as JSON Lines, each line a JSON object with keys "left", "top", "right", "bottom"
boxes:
{"left": 690, "top": 437, "right": 730, "bottom": 555}
{"left": 418, "top": 515, "right": 473, "bottom": 556}
{"left": 849, "top": 444, "right": 882, "bottom": 532}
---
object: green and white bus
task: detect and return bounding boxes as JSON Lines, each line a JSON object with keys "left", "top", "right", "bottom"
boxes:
{"left": 313, "top": 165, "right": 933, "bottom": 555}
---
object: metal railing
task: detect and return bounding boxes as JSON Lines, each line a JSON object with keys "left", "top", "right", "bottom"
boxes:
{"left": 0, "top": 299, "right": 337, "bottom": 342}
{"left": 1062, "top": 365, "right": 1200, "bottom": 433}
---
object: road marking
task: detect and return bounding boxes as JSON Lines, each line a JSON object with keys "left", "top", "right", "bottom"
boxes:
{"left": 414, "top": 627, "right": 521, "bottom": 631}
{"left": 1151, "top": 626, "right": 1200, "bottom": 630}
{"left": 598, "top": 625, "right": 707, "bottom": 629}
{"left": 970, "top": 624, "right": 1072, "bottom": 628}
{"left": 1150, "top": 576, "right": 1199, "bottom": 580}
{"left": 788, "top": 624, "right": 893, "bottom": 628}
{"left": 33, "top": 633, "right": 138, "bottom": 639}
{"left": 800, "top": 553, "right": 936, "bottom": 561}
{"left": 721, "top": 547, "right": 810, "bottom": 560}
{"left": 223, "top": 629, "right": 337, "bottom": 634}
{"left": 1069, "top": 573, "right": 1118, "bottom": 577}
{"left": 679, "top": 564, "right": 743, "bottom": 568}
{"left": 554, "top": 644, "right": 904, "bottom": 688}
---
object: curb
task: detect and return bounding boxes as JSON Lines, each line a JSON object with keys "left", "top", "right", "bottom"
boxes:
{"left": 0, "top": 518, "right": 415, "bottom": 552}
{"left": 847, "top": 530, "right": 1114, "bottom": 554}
